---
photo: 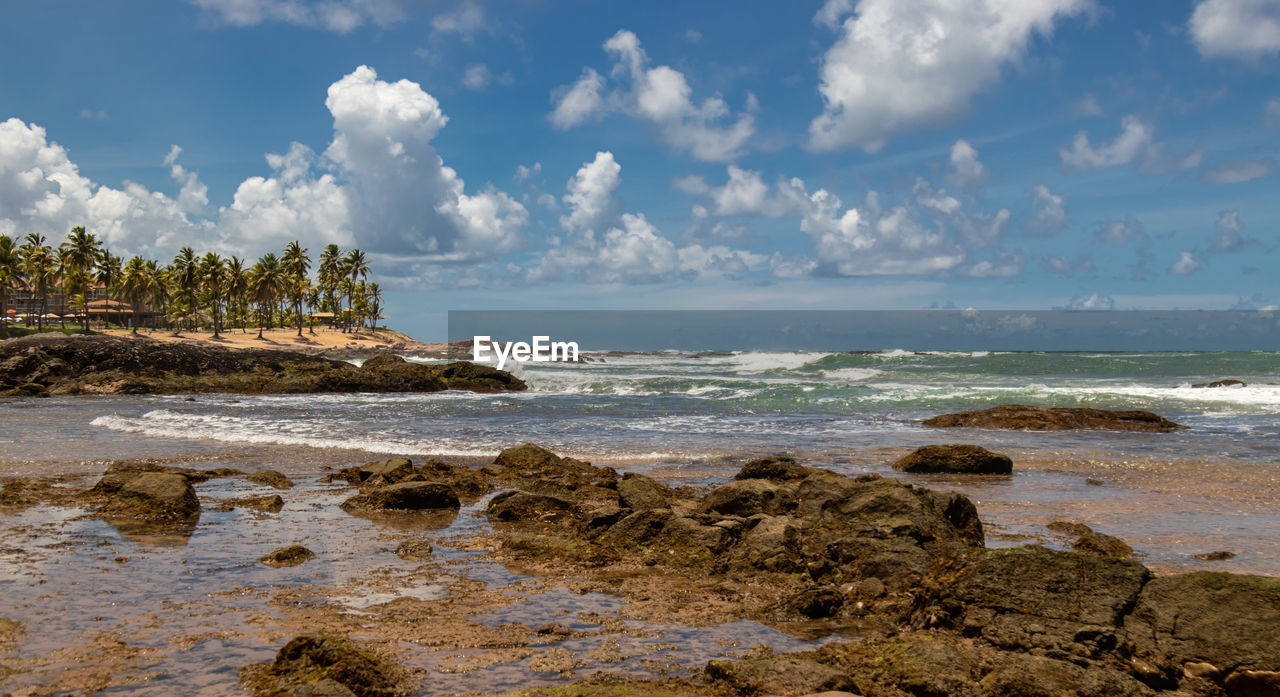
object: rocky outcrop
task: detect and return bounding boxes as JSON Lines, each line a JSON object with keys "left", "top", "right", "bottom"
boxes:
{"left": 211, "top": 494, "right": 285, "bottom": 513}
{"left": 892, "top": 444, "right": 1014, "bottom": 474}
{"left": 246, "top": 470, "right": 293, "bottom": 490}
{"left": 923, "top": 404, "right": 1185, "bottom": 432}
{"left": 0, "top": 334, "right": 525, "bottom": 396}
{"left": 240, "top": 633, "right": 415, "bottom": 697}
{"left": 259, "top": 545, "right": 315, "bottom": 568}
{"left": 339, "top": 482, "right": 460, "bottom": 512}
{"left": 96, "top": 472, "right": 201, "bottom": 523}
{"left": 1192, "top": 379, "right": 1247, "bottom": 388}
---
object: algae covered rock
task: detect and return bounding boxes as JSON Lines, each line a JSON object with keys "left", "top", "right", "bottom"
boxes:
{"left": 923, "top": 404, "right": 1185, "bottom": 432}
{"left": 97, "top": 472, "right": 201, "bottom": 522}
{"left": 259, "top": 544, "right": 315, "bottom": 568}
{"left": 893, "top": 444, "right": 1013, "bottom": 474}
{"left": 339, "top": 481, "right": 459, "bottom": 512}
{"left": 240, "top": 633, "right": 413, "bottom": 697}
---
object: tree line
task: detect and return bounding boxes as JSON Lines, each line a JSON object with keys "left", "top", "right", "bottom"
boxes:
{"left": 0, "top": 227, "right": 383, "bottom": 338}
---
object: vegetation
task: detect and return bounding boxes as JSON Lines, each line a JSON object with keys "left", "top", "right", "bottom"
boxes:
{"left": 1, "top": 228, "right": 385, "bottom": 336}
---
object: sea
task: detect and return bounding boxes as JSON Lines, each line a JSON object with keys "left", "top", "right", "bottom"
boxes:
{"left": 1, "top": 348, "right": 1279, "bottom": 694}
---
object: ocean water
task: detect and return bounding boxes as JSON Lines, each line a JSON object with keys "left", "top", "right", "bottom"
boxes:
{"left": 2, "top": 349, "right": 1280, "bottom": 572}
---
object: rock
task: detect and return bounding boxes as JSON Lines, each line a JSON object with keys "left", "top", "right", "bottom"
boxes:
{"left": 98, "top": 472, "right": 201, "bottom": 522}
{"left": 212, "top": 494, "right": 284, "bottom": 513}
{"left": 947, "top": 545, "right": 1151, "bottom": 658}
{"left": 1047, "top": 521, "right": 1093, "bottom": 537}
{"left": 700, "top": 478, "right": 790, "bottom": 517}
{"left": 1225, "top": 669, "right": 1280, "bottom": 697}
{"left": 493, "top": 443, "right": 567, "bottom": 472}
{"left": 1195, "top": 551, "right": 1237, "bottom": 561}
{"left": 486, "top": 491, "right": 574, "bottom": 522}
{"left": 0, "top": 333, "right": 524, "bottom": 397}
{"left": 1073, "top": 530, "right": 1134, "bottom": 558}
{"left": 603, "top": 509, "right": 674, "bottom": 547}
{"left": 782, "top": 586, "right": 845, "bottom": 619}
{"left": 705, "top": 651, "right": 853, "bottom": 696}
{"left": 734, "top": 455, "right": 813, "bottom": 482}
{"left": 340, "top": 482, "right": 460, "bottom": 512}
{"left": 295, "top": 679, "right": 358, "bottom": 697}
{"left": 892, "top": 444, "right": 1013, "bottom": 474}
{"left": 360, "top": 354, "right": 408, "bottom": 370}
{"left": 534, "top": 622, "right": 574, "bottom": 637}
{"left": 1124, "top": 572, "right": 1280, "bottom": 678}
{"left": 1193, "top": 379, "right": 1247, "bottom": 388}
{"left": 1085, "top": 478, "right": 1104, "bottom": 486}
{"left": 260, "top": 545, "right": 315, "bottom": 568}
{"left": 244, "top": 633, "right": 409, "bottom": 697}
{"left": 729, "top": 515, "right": 799, "bottom": 572}
{"left": 978, "top": 653, "right": 1153, "bottom": 697}
{"left": 829, "top": 637, "right": 983, "bottom": 697}
{"left": 246, "top": 470, "right": 294, "bottom": 490}
{"left": 528, "top": 647, "right": 580, "bottom": 674}
{"left": 923, "top": 404, "right": 1186, "bottom": 432}
{"left": 616, "top": 473, "right": 669, "bottom": 511}
{"left": 358, "top": 455, "right": 412, "bottom": 483}
{"left": 394, "top": 539, "right": 433, "bottom": 561}
{"left": 91, "top": 461, "right": 240, "bottom": 491}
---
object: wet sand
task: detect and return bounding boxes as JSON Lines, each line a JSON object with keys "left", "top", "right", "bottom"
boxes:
{"left": 1, "top": 438, "right": 1276, "bottom": 694}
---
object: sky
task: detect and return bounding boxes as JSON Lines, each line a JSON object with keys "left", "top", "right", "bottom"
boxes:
{"left": 0, "top": 0, "right": 1277, "bottom": 339}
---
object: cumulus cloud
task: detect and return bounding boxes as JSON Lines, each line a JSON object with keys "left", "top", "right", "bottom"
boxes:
{"left": 190, "top": 0, "right": 405, "bottom": 33}
{"left": 1094, "top": 217, "right": 1146, "bottom": 245}
{"left": 672, "top": 175, "right": 709, "bottom": 195}
{"left": 948, "top": 139, "right": 986, "bottom": 189}
{"left": 808, "top": 0, "right": 1091, "bottom": 152}
{"left": 1198, "top": 158, "right": 1276, "bottom": 184}
{"left": 965, "top": 251, "right": 1024, "bottom": 278}
{"left": 463, "top": 64, "right": 492, "bottom": 90}
{"left": 431, "top": 1, "right": 487, "bottom": 39}
{"left": 1025, "top": 184, "right": 1066, "bottom": 235}
{"left": 798, "top": 188, "right": 966, "bottom": 276}
{"left": 548, "top": 30, "right": 756, "bottom": 162}
{"left": 1039, "top": 253, "right": 1095, "bottom": 275}
{"left": 1207, "top": 209, "right": 1259, "bottom": 252}
{"left": 1063, "top": 292, "right": 1115, "bottom": 310}
{"left": 528, "top": 153, "right": 763, "bottom": 283}
{"left": 0, "top": 66, "right": 528, "bottom": 285}
{"left": 710, "top": 166, "right": 806, "bottom": 217}
{"left": 1060, "top": 115, "right": 1201, "bottom": 173}
{"left": 1169, "top": 250, "right": 1200, "bottom": 275}
{"left": 1189, "top": 0, "right": 1280, "bottom": 61}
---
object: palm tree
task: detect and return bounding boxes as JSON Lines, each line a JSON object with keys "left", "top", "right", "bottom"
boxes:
{"left": 0, "top": 235, "right": 20, "bottom": 323}
{"left": 95, "top": 252, "right": 122, "bottom": 328}
{"left": 365, "top": 282, "right": 384, "bottom": 330}
{"left": 281, "top": 241, "right": 311, "bottom": 338}
{"left": 317, "top": 244, "right": 342, "bottom": 321}
{"left": 59, "top": 226, "right": 100, "bottom": 330}
{"left": 199, "top": 252, "right": 227, "bottom": 338}
{"left": 249, "top": 254, "right": 282, "bottom": 340}
{"left": 120, "top": 256, "right": 150, "bottom": 334}
{"left": 171, "top": 247, "right": 199, "bottom": 333}
{"left": 21, "top": 243, "right": 57, "bottom": 331}
{"left": 342, "top": 248, "right": 369, "bottom": 333}
{"left": 225, "top": 256, "right": 248, "bottom": 333}
{"left": 144, "top": 260, "right": 166, "bottom": 331}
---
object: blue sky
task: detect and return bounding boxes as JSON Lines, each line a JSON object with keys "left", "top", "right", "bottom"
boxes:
{"left": 1, "top": 0, "right": 1277, "bottom": 339}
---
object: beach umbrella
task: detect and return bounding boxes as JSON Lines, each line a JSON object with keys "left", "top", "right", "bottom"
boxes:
{"left": 4, "top": 308, "right": 14, "bottom": 314}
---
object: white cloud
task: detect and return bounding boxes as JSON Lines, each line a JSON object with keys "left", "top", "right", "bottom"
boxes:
{"left": 1026, "top": 184, "right": 1066, "bottom": 235}
{"left": 1198, "top": 158, "right": 1276, "bottom": 184}
{"left": 799, "top": 188, "right": 966, "bottom": 276}
{"left": 190, "top": 0, "right": 404, "bottom": 33}
{"left": 1208, "top": 209, "right": 1259, "bottom": 252}
{"left": 548, "top": 68, "right": 606, "bottom": 129}
{"left": 462, "top": 64, "right": 492, "bottom": 90}
{"left": 1064, "top": 292, "right": 1115, "bottom": 310}
{"left": 808, "top": 0, "right": 1091, "bottom": 152}
{"left": 948, "top": 139, "right": 985, "bottom": 189}
{"left": 1060, "top": 115, "right": 1201, "bottom": 173}
{"left": 0, "top": 66, "right": 527, "bottom": 285}
{"left": 1189, "top": 0, "right": 1280, "bottom": 61}
{"left": 1267, "top": 97, "right": 1280, "bottom": 125}
{"left": 431, "top": 1, "right": 487, "bottom": 39}
{"left": 707, "top": 166, "right": 807, "bottom": 217}
{"left": 549, "top": 30, "right": 756, "bottom": 162}
{"left": 672, "top": 175, "right": 709, "bottom": 195}
{"left": 1039, "top": 253, "right": 1095, "bottom": 275}
{"left": 1094, "top": 217, "right": 1146, "bottom": 245}
{"left": 79, "top": 109, "right": 109, "bottom": 121}
{"left": 1169, "top": 250, "right": 1200, "bottom": 275}
{"left": 1074, "top": 93, "right": 1104, "bottom": 116}
{"left": 684, "top": 29, "right": 703, "bottom": 44}
{"left": 966, "top": 251, "right": 1023, "bottom": 278}
{"left": 514, "top": 162, "right": 542, "bottom": 182}
{"left": 560, "top": 151, "right": 622, "bottom": 234}
{"left": 813, "top": 0, "right": 855, "bottom": 29}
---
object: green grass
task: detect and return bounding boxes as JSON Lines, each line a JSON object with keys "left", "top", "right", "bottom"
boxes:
{"left": 0, "top": 325, "right": 100, "bottom": 339}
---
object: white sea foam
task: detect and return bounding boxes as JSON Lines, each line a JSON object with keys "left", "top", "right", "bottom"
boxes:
{"left": 723, "top": 351, "right": 831, "bottom": 374}
{"left": 821, "top": 367, "right": 881, "bottom": 382}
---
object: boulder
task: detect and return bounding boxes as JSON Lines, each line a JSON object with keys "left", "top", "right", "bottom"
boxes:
{"left": 494, "top": 443, "right": 568, "bottom": 472}
{"left": 1073, "top": 530, "right": 1134, "bottom": 558}
{"left": 977, "top": 653, "right": 1153, "bottom": 697}
{"left": 1124, "top": 572, "right": 1280, "bottom": 678}
{"left": 946, "top": 545, "right": 1150, "bottom": 657}
{"left": 923, "top": 404, "right": 1185, "bottom": 432}
{"left": 1047, "top": 521, "right": 1093, "bottom": 537}
{"left": 700, "top": 478, "right": 790, "bottom": 517}
{"left": 243, "top": 633, "right": 409, "bottom": 697}
{"left": 97, "top": 472, "right": 201, "bottom": 522}
{"left": 486, "top": 491, "right": 574, "bottom": 522}
{"left": 260, "top": 544, "right": 315, "bottom": 568}
{"left": 212, "top": 494, "right": 284, "bottom": 513}
{"left": 734, "top": 455, "right": 813, "bottom": 482}
{"left": 705, "top": 651, "right": 853, "bottom": 697}
{"left": 616, "top": 473, "right": 669, "bottom": 511}
{"left": 339, "top": 482, "right": 459, "bottom": 512}
{"left": 1195, "top": 551, "right": 1237, "bottom": 561}
{"left": 246, "top": 470, "right": 294, "bottom": 490}
{"left": 892, "top": 444, "right": 1013, "bottom": 474}
{"left": 357, "top": 459, "right": 414, "bottom": 486}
